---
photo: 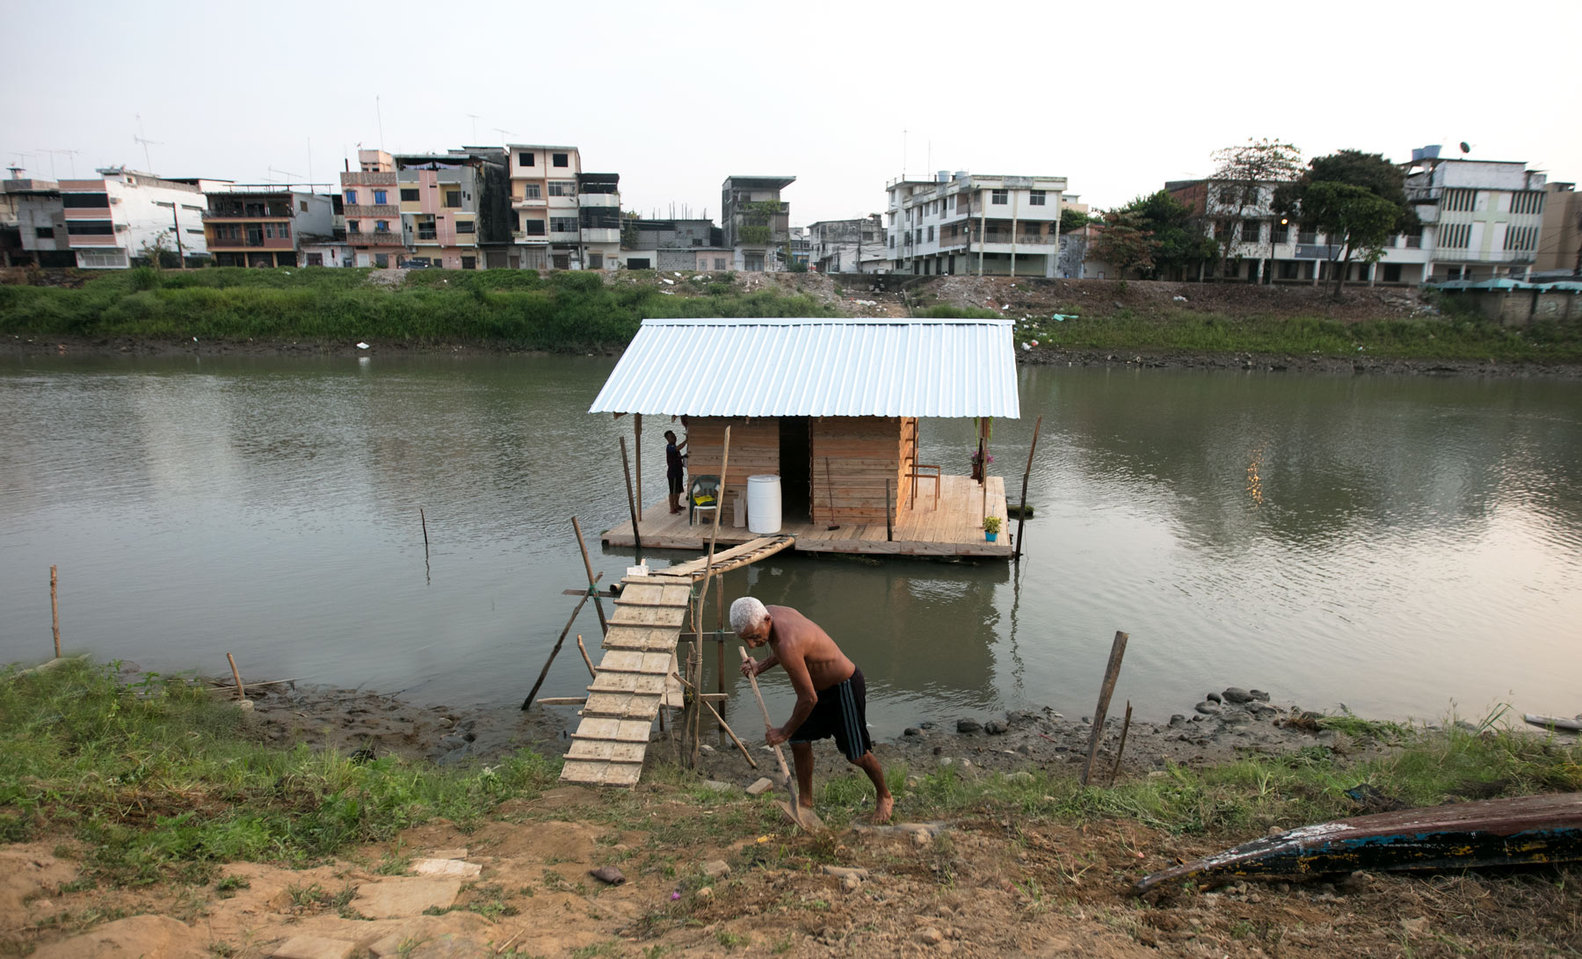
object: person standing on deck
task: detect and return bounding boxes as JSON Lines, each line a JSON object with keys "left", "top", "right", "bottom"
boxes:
{"left": 664, "top": 429, "right": 687, "bottom": 514}
{"left": 732, "top": 596, "right": 893, "bottom": 824}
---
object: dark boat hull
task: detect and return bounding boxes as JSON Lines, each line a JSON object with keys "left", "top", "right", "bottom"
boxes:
{"left": 1135, "top": 792, "right": 1582, "bottom": 895}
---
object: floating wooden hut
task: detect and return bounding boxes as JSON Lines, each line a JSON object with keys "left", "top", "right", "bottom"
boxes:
{"left": 591, "top": 316, "right": 1023, "bottom": 558}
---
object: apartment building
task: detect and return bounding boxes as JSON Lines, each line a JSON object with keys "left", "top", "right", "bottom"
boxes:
{"left": 392, "top": 148, "right": 509, "bottom": 270}
{"left": 621, "top": 218, "right": 729, "bottom": 272}
{"left": 806, "top": 215, "right": 883, "bottom": 274}
{"left": 1534, "top": 181, "right": 1580, "bottom": 277}
{"left": 505, "top": 145, "right": 621, "bottom": 270}
{"left": 886, "top": 171, "right": 1067, "bottom": 276}
{"left": 341, "top": 150, "right": 405, "bottom": 268}
{"left": 721, "top": 175, "right": 794, "bottom": 272}
{"left": 25, "top": 168, "right": 212, "bottom": 269}
{"left": 203, "top": 187, "right": 335, "bottom": 268}
{"left": 1405, "top": 149, "right": 1548, "bottom": 282}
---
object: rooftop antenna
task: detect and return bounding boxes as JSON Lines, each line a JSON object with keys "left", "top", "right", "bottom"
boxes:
{"left": 267, "top": 166, "right": 303, "bottom": 186}
{"left": 493, "top": 127, "right": 513, "bottom": 142}
{"left": 375, "top": 96, "right": 385, "bottom": 151}
{"left": 49, "top": 148, "right": 80, "bottom": 178}
{"left": 466, "top": 113, "right": 480, "bottom": 142}
{"left": 133, "top": 114, "right": 162, "bottom": 172}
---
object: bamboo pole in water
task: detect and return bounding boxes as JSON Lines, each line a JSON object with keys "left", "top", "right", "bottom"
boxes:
{"left": 1109, "top": 701, "right": 1133, "bottom": 786}
{"left": 226, "top": 653, "right": 245, "bottom": 701}
{"left": 634, "top": 413, "right": 643, "bottom": 522}
{"left": 1014, "top": 416, "right": 1042, "bottom": 561}
{"left": 575, "top": 634, "right": 596, "bottom": 679}
{"left": 1081, "top": 631, "right": 1129, "bottom": 786}
{"left": 522, "top": 591, "right": 591, "bottom": 710}
{"left": 572, "top": 517, "right": 608, "bottom": 635}
{"left": 618, "top": 436, "right": 642, "bottom": 564}
{"left": 690, "top": 425, "right": 731, "bottom": 767}
{"left": 50, "top": 565, "right": 60, "bottom": 658}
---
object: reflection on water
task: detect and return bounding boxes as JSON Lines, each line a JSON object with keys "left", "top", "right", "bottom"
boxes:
{"left": 2, "top": 355, "right": 1580, "bottom": 737}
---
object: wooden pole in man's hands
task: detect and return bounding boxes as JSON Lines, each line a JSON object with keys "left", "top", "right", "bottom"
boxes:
{"left": 739, "top": 646, "right": 820, "bottom": 830}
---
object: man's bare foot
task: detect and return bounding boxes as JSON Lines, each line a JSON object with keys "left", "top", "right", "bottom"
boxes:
{"left": 871, "top": 795, "right": 894, "bottom": 824}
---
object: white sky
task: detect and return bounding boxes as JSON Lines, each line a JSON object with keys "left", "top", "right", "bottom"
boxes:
{"left": 5, "top": 0, "right": 1580, "bottom": 225}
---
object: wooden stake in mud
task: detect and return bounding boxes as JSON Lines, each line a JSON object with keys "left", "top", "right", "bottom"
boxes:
{"left": 521, "top": 591, "right": 592, "bottom": 710}
{"left": 1109, "top": 700, "right": 1133, "bottom": 786}
{"left": 618, "top": 436, "right": 642, "bottom": 564}
{"left": 1013, "top": 415, "right": 1042, "bottom": 562}
{"left": 225, "top": 653, "right": 246, "bottom": 701}
{"left": 575, "top": 634, "right": 597, "bottom": 679}
{"left": 571, "top": 516, "right": 608, "bottom": 635}
{"left": 50, "top": 565, "right": 60, "bottom": 658}
{"left": 1081, "top": 630, "right": 1129, "bottom": 786}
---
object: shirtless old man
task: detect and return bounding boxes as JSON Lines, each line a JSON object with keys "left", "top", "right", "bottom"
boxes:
{"left": 732, "top": 596, "right": 893, "bottom": 824}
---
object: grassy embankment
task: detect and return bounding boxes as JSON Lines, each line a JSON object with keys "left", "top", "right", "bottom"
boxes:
{"left": 0, "top": 268, "right": 836, "bottom": 351}
{"left": 4, "top": 658, "right": 1578, "bottom": 890}
{"left": 3, "top": 268, "right": 1578, "bottom": 362}
{"left": 917, "top": 299, "right": 1582, "bottom": 364}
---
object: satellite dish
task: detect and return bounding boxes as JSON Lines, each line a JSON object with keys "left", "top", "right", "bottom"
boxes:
{"left": 1459, "top": 141, "right": 1471, "bottom": 154}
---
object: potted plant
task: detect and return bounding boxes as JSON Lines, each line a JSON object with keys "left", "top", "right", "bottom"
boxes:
{"left": 982, "top": 515, "right": 1002, "bottom": 542}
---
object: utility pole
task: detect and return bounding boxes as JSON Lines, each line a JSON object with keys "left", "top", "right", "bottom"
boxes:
{"left": 170, "top": 202, "right": 185, "bottom": 268}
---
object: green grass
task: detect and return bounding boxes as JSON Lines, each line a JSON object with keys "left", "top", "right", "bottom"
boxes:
{"left": 0, "top": 659, "right": 560, "bottom": 885}
{"left": 0, "top": 268, "right": 837, "bottom": 349}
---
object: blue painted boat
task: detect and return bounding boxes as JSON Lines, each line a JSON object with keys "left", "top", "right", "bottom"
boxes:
{"left": 1135, "top": 792, "right": 1582, "bottom": 895}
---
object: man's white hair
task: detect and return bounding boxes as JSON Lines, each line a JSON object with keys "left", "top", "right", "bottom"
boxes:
{"left": 730, "top": 596, "right": 769, "bottom": 636}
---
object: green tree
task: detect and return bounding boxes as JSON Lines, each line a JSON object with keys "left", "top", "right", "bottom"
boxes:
{"left": 1092, "top": 192, "right": 1219, "bottom": 280}
{"left": 1058, "top": 208, "right": 1096, "bottom": 234}
{"left": 1091, "top": 210, "right": 1155, "bottom": 279}
{"left": 1209, "top": 138, "right": 1303, "bottom": 279}
{"left": 1274, "top": 150, "right": 1417, "bottom": 297}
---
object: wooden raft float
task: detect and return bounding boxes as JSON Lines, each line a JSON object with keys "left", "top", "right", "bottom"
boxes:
{"left": 559, "top": 535, "right": 794, "bottom": 787}
{"left": 1135, "top": 792, "right": 1582, "bottom": 895}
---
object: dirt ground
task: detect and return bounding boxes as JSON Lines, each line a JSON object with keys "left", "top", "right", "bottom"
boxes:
{"left": 6, "top": 681, "right": 1579, "bottom": 958}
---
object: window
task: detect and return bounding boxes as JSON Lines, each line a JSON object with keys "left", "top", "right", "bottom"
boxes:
{"left": 714, "top": 257, "right": 726, "bottom": 270}
{"left": 1512, "top": 191, "right": 1544, "bottom": 215}
{"left": 62, "top": 192, "right": 110, "bottom": 208}
{"left": 455, "top": 220, "right": 475, "bottom": 234}
{"left": 522, "top": 219, "right": 546, "bottom": 236}
{"left": 344, "top": 190, "right": 357, "bottom": 204}
{"left": 523, "top": 183, "right": 541, "bottom": 199}
{"left": 66, "top": 220, "right": 115, "bottom": 235}
{"left": 348, "top": 220, "right": 361, "bottom": 234}
{"left": 278, "top": 223, "right": 290, "bottom": 239}
{"left": 300, "top": 201, "right": 309, "bottom": 212}
{"left": 78, "top": 249, "right": 127, "bottom": 268}
{"left": 444, "top": 190, "right": 461, "bottom": 208}
{"left": 548, "top": 181, "right": 576, "bottom": 197}
{"left": 552, "top": 152, "right": 569, "bottom": 167}
{"left": 588, "top": 252, "right": 603, "bottom": 269}
{"left": 374, "top": 253, "right": 389, "bottom": 268}
{"left": 1214, "top": 221, "right": 1232, "bottom": 242}
{"left": 1240, "top": 221, "right": 1260, "bottom": 243}
{"left": 461, "top": 256, "right": 476, "bottom": 270}
{"left": 35, "top": 226, "right": 54, "bottom": 238}
{"left": 307, "top": 253, "right": 323, "bottom": 266}
{"left": 519, "top": 152, "right": 535, "bottom": 167}
{"left": 550, "top": 217, "right": 578, "bottom": 233}
{"left": 1271, "top": 222, "right": 1290, "bottom": 243}
{"left": 1029, "top": 191, "right": 1046, "bottom": 206}
{"left": 1382, "top": 264, "right": 1401, "bottom": 282}
{"left": 1505, "top": 225, "right": 1538, "bottom": 251}
{"left": 400, "top": 188, "right": 419, "bottom": 201}
{"left": 926, "top": 226, "right": 934, "bottom": 242}
{"left": 992, "top": 189, "right": 1008, "bottom": 205}
{"left": 1441, "top": 223, "right": 1471, "bottom": 248}
{"left": 374, "top": 220, "right": 391, "bottom": 234}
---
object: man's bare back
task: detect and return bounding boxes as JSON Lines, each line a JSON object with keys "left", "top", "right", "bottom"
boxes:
{"left": 761, "top": 605, "right": 855, "bottom": 692}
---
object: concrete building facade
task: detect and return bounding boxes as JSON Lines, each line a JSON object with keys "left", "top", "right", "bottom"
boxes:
{"left": 886, "top": 171, "right": 1067, "bottom": 276}
{"left": 342, "top": 150, "right": 406, "bottom": 268}
{"left": 203, "top": 187, "right": 335, "bottom": 268}
{"left": 505, "top": 145, "right": 620, "bottom": 270}
{"left": 1405, "top": 151, "right": 1549, "bottom": 282}
{"left": 721, "top": 175, "right": 794, "bottom": 272}
{"left": 1534, "top": 181, "right": 1580, "bottom": 277}
{"left": 393, "top": 148, "right": 509, "bottom": 270}
{"left": 806, "top": 215, "right": 883, "bottom": 274}
{"left": 43, "top": 168, "right": 212, "bottom": 269}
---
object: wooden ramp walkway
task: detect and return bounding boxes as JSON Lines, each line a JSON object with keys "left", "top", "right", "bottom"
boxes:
{"left": 559, "top": 535, "right": 794, "bottom": 787}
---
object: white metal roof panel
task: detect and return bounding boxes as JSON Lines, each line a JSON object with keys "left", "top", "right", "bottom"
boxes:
{"left": 588, "top": 316, "right": 1020, "bottom": 418}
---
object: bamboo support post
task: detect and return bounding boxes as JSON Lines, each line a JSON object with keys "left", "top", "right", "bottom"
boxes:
{"left": 225, "top": 652, "right": 245, "bottom": 701}
{"left": 521, "top": 591, "right": 591, "bottom": 710}
{"left": 571, "top": 516, "right": 608, "bottom": 634}
{"left": 703, "top": 696, "right": 758, "bottom": 769}
{"left": 715, "top": 576, "right": 726, "bottom": 697}
{"left": 50, "top": 565, "right": 60, "bottom": 658}
{"left": 1081, "top": 631, "right": 1129, "bottom": 786}
{"left": 618, "top": 436, "right": 642, "bottom": 564}
{"left": 420, "top": 507, "right": 429, "bottom": 550}
{"left": 690, "top": 425, "right": 730, "bottom": 764}
{"left": 1109, "top": 700, "right": 1133, "bottom": 786}
{"left": 575, "top": 634, "right": 596, "bottom": 679}
{"left": 1014, "top": 415, "right": 1042, "bottom": 561}
{"left": 633, "top": 413, "right": 643, "bottom": 522}
{"left": 885, "top": 479, "right": 893, "bottom": 541}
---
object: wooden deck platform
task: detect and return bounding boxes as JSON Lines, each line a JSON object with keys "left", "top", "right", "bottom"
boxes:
{"left": 601, "top": 474, "right": 1013, "bottom": 558}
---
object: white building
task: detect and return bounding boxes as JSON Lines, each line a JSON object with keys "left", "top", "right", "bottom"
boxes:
{"left": 1404, "top": 148, "right": 1548, "bottom": 282}
{"left": 806, "top": 215, "right": 883, "bottom": 274}
{"left": 721, "top": 175, "right": 795, "bottom": 272}
{"left": 886, "top": 171, "right": 1067, "bottom": 276}
{"left": 53, "top": 168, "right": 213, "bottom": 269}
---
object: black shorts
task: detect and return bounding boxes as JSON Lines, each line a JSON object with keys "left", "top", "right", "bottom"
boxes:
{"left": 788, "top": 668, "right": 872, "bottom": 761}
{"left": 669, "top": 471, "right": 684, "bottom": 495}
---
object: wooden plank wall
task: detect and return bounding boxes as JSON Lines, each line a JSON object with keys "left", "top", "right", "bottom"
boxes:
{"left": 811, "top": 416, "right": 904, "bottom": 526}
{"left": 686, "top": 417, "right": 780, "bottom": 490}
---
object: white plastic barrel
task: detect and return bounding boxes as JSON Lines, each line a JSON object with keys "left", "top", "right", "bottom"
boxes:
{"left": 746, "top": 474, "right": 782, "bottom": 534}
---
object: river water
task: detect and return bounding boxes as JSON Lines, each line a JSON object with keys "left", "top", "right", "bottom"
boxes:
{"left": 3, "top": 353, "right": 1579, "bottom": 737}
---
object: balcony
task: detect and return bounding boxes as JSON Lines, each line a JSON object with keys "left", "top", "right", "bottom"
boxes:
{"left": 512, "top": 196, "right": 547, "bottom": 208}
{"left": 346, "top": 231, "right": 404, "bottom": 247}
{"left": 343, "top": 172, "right": 397, "bottom": 187}
{"left": 346, "top": 203, "right": 399, "bottom": 218}
{"left": 579, "top": 193, "right": 619, "bottom": 208}
{"left": 207, "top": 235, "right": 294, "bottom": 251}
{"left": 204, "top": 210, "right": 291, "bottom": 221}
{"left": 581, "top": 227, "right": 620, "bottom": 245}
{"left": 1435, "top": 249, "right": 1536, "bottom": 264}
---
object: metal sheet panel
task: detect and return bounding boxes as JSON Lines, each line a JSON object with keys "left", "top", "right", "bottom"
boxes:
{"left": 588, "top": 317, "right": 1020, "bottom": 418}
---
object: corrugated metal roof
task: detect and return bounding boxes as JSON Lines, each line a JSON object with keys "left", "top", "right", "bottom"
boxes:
{"left": 588, "top": 316, "right": 1020, "bottom": 418}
